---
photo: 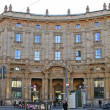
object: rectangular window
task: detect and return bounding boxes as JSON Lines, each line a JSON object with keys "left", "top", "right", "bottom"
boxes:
{"left": 16, "top": 33, "right": 21, "bottom": 42}
{"left": 11, "top": 79, "right": 22, "bottom": 98}
{"left": 36, "top": 25, "right": 40, "bottom": 29}
{"left": 15, "top": 50, "right": 20, "bottom": 59}
{"left": 35, "top": 51, "right": 40, "bottom": 60}
{"left": 94, "top": 22, "right": 99, "bottom": 26}
{"left": 35, "top": 35, "right": 40, "bottom": 43}
{"left": 76, "top": 35, "right": 81, "bottom": 43}
{"left": 76, "top": 51, "right": 81, "bottom": 60}
{"left": 95, "top": 32, "right": 100, "bottom": 41}
{"left": 76, "top": 24, "right": 80, "bottom": 28}
{"left": 56, "top": 25, "right": 60, "bottom": 29}
{"left": 94, "top": 79, "right": 104, "bottom": 98}
{"left": 55, "top": 51, "right": 61, "bottom": 60}
{"left": 16, "top": 23, "right": 21, "bottom": 27}
{"left": 55, "top": 35, "right": 61, "bottom": 43}
{"left": 95, "top": 49, "right": 101, "bottom": 58}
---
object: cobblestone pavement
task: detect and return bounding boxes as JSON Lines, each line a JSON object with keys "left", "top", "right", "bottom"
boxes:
{"left": 0, "top": 106, "right": 105, "bottom": 110}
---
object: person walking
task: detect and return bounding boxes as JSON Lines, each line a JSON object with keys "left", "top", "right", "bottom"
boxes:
{"left": 98, "top": 99, "right": 102, "bottom": 108}
{"left": 63, "top": 100, "right": 68, "bottom": 110}
{"left": 13, "top": 100, "right": 16, "bottom": 108}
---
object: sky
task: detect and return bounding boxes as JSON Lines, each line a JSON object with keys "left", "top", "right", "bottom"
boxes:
{"left": 0, "top": 0, "right": 110, "bottom": 15}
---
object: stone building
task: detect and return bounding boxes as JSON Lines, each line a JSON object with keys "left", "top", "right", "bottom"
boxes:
{"left": 0, "top": 3, "right": 110, "bottom": 105}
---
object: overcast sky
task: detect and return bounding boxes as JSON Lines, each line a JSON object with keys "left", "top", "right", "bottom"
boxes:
{"left": 0, "top": 0, "right": 110, "bottom": 15}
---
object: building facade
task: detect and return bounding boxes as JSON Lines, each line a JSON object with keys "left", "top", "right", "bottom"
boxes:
{"left": 0, "top": 4, "right": 110, "bottom": 105}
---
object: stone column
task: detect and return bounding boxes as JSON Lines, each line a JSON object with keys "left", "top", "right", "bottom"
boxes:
{"left": 87, "top": 77, "right": 91, "bottom": 100}
{"left": 63, "top": 78, "right": 65, "bottom": 99}
{"left": 50, "top": 78, "right": 52, "bottom": 100}
{"left": 105, "top": 74, "right": 109, "bottom": 99}
{"left": 70, "top": 78, "right": 73, "bottom": 90}
{"left": 90, "top": 78, "right": 94, "bottom": 100}
{"left": 24, "top": 78, "right": 28, "bottom": 101}
{"left": 42, "top": 78, "right": 45, "bottom": 100}
{"left": 6, "top": 77, "right": 10, "bottom": 99}
{"left": 44, "top": 74, "right": 48, "bottom": 100}
{"left": 84, "top": 78, "right": 88, "bottom": 100}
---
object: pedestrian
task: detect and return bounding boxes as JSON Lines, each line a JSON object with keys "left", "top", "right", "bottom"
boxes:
{"left": 13, "top": 100, "right": 16, "bottom": 108}
{"left": 63, "top": 100, "right": 68, "bottom": 110}
{"left": 98, "top": 100, "right": 102, "bottom": 108}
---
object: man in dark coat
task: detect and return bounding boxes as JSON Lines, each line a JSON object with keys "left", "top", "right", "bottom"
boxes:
{"left": 98, "top": 100, "right": 102, "bottom": 108}
{"left": 63, "top": 100, "right": 68, "bottom": 110}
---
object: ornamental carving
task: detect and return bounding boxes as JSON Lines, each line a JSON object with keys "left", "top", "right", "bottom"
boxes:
{"left": 43, "top": 60, "right": 72, "bottom": 73}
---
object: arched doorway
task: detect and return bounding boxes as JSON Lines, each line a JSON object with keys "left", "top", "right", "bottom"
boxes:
{"left": 53, "top": 79, "right": 63, "bottom": 102}
{"left": 31, "top": 78, "right": 42, "bottom": 102}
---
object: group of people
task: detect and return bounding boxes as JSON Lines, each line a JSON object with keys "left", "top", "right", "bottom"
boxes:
{"left": 13, "top": 100, "right": 25, "bottom": 109}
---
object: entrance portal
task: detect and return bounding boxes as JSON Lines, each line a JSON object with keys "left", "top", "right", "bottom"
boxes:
{"left": 31, "top": 78, "right": 42, "bottom": 102}
{"left": 53, "top": 79, "right": 63, "bottom": 102}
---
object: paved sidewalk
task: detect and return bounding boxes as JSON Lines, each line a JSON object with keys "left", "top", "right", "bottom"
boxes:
{"left": 0, "top": 105, "right": 104, "bottom": 110}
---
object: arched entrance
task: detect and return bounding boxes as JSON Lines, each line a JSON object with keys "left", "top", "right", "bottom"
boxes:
{"left": 31, "top": 78, "right": 42, "bottom": 102}
{"left": 53, "top": 79, "right": 63, "bottom": 102}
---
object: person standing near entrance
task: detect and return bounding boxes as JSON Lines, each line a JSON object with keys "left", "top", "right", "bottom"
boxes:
{"left": 63, "top": 100, "right": 68, "bottom": 110}
{"left": 98, "top": 100, "right": 102, "bottom": 108}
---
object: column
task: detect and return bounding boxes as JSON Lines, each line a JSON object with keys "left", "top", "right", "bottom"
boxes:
{"left": 50, "top": 78, "right": 52, "bottom": 100}
{"left": 44, "top": 74, "right": 48, "bottom": 100}
{"left": 63, "top": 78, "right": 65, "bottom": 100}
{"left": 28, "top": 78, "right": 31, "bottom": 101}
{"left": 105, "top": 74, "right": 109, "bottom": 99}
{"left": 90, "top": 78, "right": 94, "bottom": 100}
{"left": 87, "top": 77, "right": 91, "bottom": 100}
{"left": 42, "top": 78, "right": 45, "bottom": 100}
{"left": 70, "top": 78, "right": 73, "bottom": 90}
{"left": 24, "top": 78, "right": 28, "bottom": 101}
{"left": 6, "top": 77, "right": 9, "bottom": 99}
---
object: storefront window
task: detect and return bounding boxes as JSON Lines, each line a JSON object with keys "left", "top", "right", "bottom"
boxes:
{"left": 94, "top": 78, "right": 104, "bottom": 98}
{"left": 11, "top": 79, "right": 22, "bottom": 98}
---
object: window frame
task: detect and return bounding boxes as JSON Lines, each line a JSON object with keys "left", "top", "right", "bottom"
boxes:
{"left": 34, "top": 51, "right": 40, "bottom": 61}
{"left": 95, "top": 49, "right": 101, "bottom": 59}
{"left": 55, "top": 51, "right": 61, "bottom": 60}
{"left": 16, "top": 23, "right": 21, "bottom": 27}
{"left": 35, "top": 35, "right": 40, "bottom": 43}
{"left": 95, "top": 32, "right": 100, "bottom": 41}
{"left": 94, "top": 22, "right": 99, "bottom": 27}
{"left": 76, "top": 51, "right": 81, "bottom": 60}
{"left": 55, "top": 35, "right": 61, "bottom": 43}
{"left": 76, "top": 34, "right": 81, "bottom": 43}
{"left": 16, "top": 33, "right": 21, "bottom": 42}
{"left": 36, "top": 25, "right": 40, "bottom": 29}
{"left": 15, "top": 50, "right": 21, "bottom": 59}
{"left": 56, "top": 25, "right": 60, "bottom": 29}
{"left": 76, "top": 24, "right": 80, "bottom": 29}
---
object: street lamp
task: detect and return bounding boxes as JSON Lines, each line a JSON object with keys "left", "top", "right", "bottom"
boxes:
{"left": 79, "top": 82, "right": 88, "bottom": 108}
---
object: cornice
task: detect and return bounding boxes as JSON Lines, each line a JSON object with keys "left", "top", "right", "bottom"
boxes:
{"left": 0, "top": 10, "right": 110, "bottom": 22}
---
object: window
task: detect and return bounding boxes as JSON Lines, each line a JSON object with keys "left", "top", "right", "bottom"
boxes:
{"left": 76, "top": 24, "right": 80, "bottom": 28}
{"left": 95, "top": 49, "right": 101, "bottom": 58}
{"left": 35, "top": 51, "right": 40, "bottom": 60}
{"left": 55, "top": 51, "right": 61, "bottom": 60}
{"left": 95, "top": 32, "right": 100, "bottom": 41}
{"left": 94, "top": 79, "right": 104, "bottom": 98}
{"left": 76, "top": 35, "right": 81, "bottom": 43}
{"left": 94, "top": 22, "right": 99, "bottom": 26}
{"left": 16, "top": 33, "right": 21, "bottom": 42}
{"left": 16, "top": 23, "right": 21, "bottom": 27}
{"left": 35, "top": 35, "right": 40, "bottom": 43}
{"left": 15, "top": 50, "right": 20, "bottom": 59}
{"left": 36, "top": 25, "right": 40, "bottom": 29}
{"left": 55, "top": 35, "right": 61, "bottom": 43}
{"left": 76, "top": 51, "right": 81, "bottom": 60}
{"left": 56, "top": 25, "right": 60, "bottom": 29}
{"left": 11, "top": 79, "right": 22, "bottom": 98}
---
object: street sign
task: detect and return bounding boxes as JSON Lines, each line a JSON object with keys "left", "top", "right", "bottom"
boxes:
{"left": 66, "top": 83, "right": 69, "bottom": 87}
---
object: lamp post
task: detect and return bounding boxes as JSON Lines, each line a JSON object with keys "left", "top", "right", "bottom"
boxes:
{"left": 79, "top": 82, "right": 88, "bottom": 108}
